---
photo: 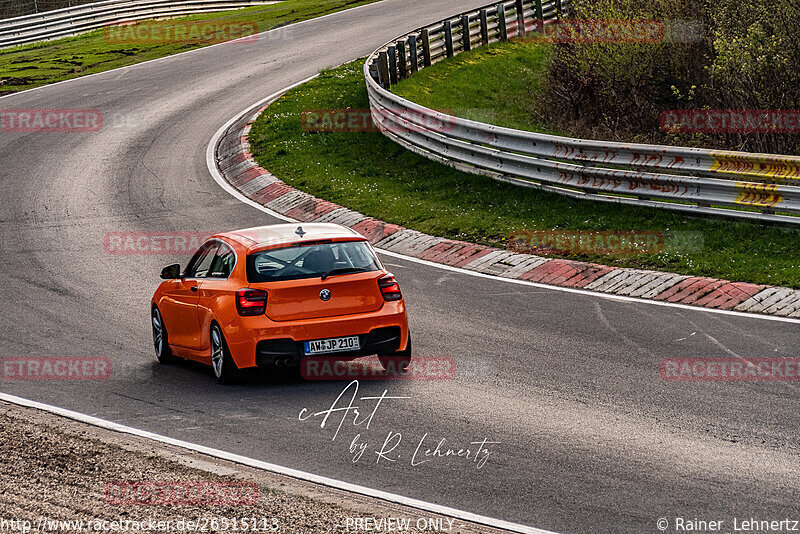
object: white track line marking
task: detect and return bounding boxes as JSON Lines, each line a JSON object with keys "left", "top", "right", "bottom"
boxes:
{"left": 206, "top": 90, "right": 800, "bottom": 325}
{"left": 0, "top": 392, "right": 557, "bottom": 534}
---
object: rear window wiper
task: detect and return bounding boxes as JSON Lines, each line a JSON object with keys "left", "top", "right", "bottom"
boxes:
{"left": 320, "top": 267, "right": 370, "bottom": 280}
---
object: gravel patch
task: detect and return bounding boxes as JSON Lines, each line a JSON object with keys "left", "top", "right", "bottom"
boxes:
{"left": 0, "top": 403, "right": 507, "bottom": 534}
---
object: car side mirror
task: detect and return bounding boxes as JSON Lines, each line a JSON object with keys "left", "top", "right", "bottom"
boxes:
{"left": 160, "top": 264, "right": 182, "bottom": 280}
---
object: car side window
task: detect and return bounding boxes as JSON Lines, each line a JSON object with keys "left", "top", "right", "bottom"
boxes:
{"left": 208, "top": 243, "right": 236, "bottom": 279}
{"left": 185, "top": 242, "right": 219, "bottom": 279}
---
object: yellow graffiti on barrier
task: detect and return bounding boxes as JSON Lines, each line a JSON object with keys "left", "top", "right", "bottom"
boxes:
{"left": 711, "top": 153, "right": 800, "bottom": 183}
{"left": 735, "top": 182, "right": 783, "bottom": 208}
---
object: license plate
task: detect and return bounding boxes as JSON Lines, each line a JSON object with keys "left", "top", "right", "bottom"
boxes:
{"left": 304, "top": 336, "right": 360, "bottom": 355}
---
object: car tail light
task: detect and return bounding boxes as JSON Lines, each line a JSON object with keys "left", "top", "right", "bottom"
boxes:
{"left": 378, "top": 274, "right": 402, "bottom": 301}
{"left": 236, "top": 288, "right": 267, "bottom": 316}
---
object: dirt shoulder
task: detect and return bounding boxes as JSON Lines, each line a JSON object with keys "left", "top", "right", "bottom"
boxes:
{"left": 0, "top": 401, "right": 508, "bottom": 534}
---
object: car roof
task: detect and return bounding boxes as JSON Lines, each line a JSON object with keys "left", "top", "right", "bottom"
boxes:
{"left": 213, "top": 223, "right": 364, "bottom": 251}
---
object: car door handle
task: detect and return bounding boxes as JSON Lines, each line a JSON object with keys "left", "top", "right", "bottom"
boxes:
{"left": 190, "top": 286, "right": 198, "bottom": 292}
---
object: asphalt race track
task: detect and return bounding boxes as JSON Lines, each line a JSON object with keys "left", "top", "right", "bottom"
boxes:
{"left": 1, "top": 1, "right": 799, "bottom": 532}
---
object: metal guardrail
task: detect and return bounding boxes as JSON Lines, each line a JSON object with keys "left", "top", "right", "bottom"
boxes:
{"left": 363, "top": 0, "right": 800, "bottom": 224}
{"left": 0, "top": 0, "right": 276, "bottom": 48}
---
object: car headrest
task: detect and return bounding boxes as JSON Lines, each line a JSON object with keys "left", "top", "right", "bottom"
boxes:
{"left": 303, "top": 248, "right": 335, "bottom": 273}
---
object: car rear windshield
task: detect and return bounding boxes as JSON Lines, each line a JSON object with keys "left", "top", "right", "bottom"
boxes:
{"left": 246, "top": 240, "right": 382, "bottom": 283}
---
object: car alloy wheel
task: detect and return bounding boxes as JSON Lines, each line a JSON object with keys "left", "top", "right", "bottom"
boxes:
{"left": 210, "top": 324, "right": 237, "bottom": 384}
{"left": 151, "top": 307, "right": 175, "bottom": 364}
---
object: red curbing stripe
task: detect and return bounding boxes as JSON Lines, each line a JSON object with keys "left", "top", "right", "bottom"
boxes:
{"left": 652, "top": 277, "right": 703, "bottom": 302}
{"left": 559, "top": 263, "right": 616, "bottom": 288}
{"left": 657, "top": 277, "right": 720, "bottom": 303}
{"left": 693, "top": 282, "right": 740, "bottom": 308}
{"left": 446, "top": 246, "right": 494, "bottom": 268}
{"left": 418, "top": 242, "right": 466, "bottom": 262}
{"left": 286, "top": 198, "right": 339, "bottom": 222}
{"left": 520, "top": 260, "right": 570, "bottom": 283}
{"left": 219, "top": 151, "right": 250, "bottom": 172}
{"left": 230, "top": 166, "right": 263, "bottom": 187}
{"left": 702, "top": 282, "right": 767, "bottom": 310}
{"left": 310, "top": 200, "right": 346, "bottom": 220}
{"left": 676, "top": 279, "right": 729, "bottom": 305}
{"left": 348, "top": 218, "right": 382, "bottom": 242}
{"left": 538, "top": 261, "right": 581, "bottom": 285}
{"left": 351, "top": 219, "right": 404, "bottom": 244}
{"left": 250, "top": 183, "right": 293, "bottom": 204}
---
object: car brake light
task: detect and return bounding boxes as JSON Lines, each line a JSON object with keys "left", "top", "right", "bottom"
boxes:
{"left": 236, "top": 288, "right": 267, "bottom": 316}
{"left": 378, "top": 274, "right": 402, "bottom": 301}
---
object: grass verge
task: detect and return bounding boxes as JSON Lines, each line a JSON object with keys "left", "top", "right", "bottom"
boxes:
{"left": 393, "top": 40, "right": 559, "bottom": 134}
{"left": 0, "top": 0, "right": 378, "bottom": 95}
{"left": 248, "top": 56, "right": 800, "bottom": 288}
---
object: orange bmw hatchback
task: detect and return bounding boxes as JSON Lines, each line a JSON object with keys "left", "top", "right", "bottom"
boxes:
{"left": 151, "top": 223, "right": 411, "bottom": 383}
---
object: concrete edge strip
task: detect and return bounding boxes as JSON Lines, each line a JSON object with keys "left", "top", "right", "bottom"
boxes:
{"left": 0, "top": 392, "right": 557, "bottom": 534}
{"left": 208, "top": 83, "right": 800, "bottom": 324}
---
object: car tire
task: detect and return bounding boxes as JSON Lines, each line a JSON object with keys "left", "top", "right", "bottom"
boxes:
{"left": 210, "top": 323, "right": 238, "bottom": 385}
{"left": 152, "top": 306, "right": 177, "bottom": 364}
{"left": 378, "top": 335, "right": 412, "bottom": 373}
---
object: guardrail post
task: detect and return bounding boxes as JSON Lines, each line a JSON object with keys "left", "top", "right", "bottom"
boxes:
{"left": 444, "top": 20, "right": 454, "bottom": 58}
{"left": 461, "top": 14, "right": 471, "bottom": 52}
{"left": 408, "top": 34, "right": 419, "bottom": 73}
{"left": 497, "top": 4, "right": 508, "bottom": 41}
{"left": 421, "top": 29, "right": 432, "bottom": 68}
{"left": 378, "top": 51, "right": 391, "bottom": 89}
{"left": 515, "top": 0, "right": 526, "bottom": 37}
{"left": 479, "top": 9, "right": 489, "bottom": 45}
{"left": 534, "top": 0, "right": 544, "bottom": 28}
{"left": 387, "top": 45, "right": 398, "bottom": 85}
{"left": 397, "top": 40, "right": 408, "bottom": 80}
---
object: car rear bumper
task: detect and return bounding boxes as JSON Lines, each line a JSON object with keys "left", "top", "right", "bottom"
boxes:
{"left": 224, "top": 301, "right": 409, "bottom": 369}
{"left": 255, "top": 326, "right": 403, "bottom": 367}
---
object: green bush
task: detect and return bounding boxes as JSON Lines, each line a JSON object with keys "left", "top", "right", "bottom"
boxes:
{"left": 541, "top": 0, "right": 800, "bottom": 154}
{"left": 708, "top": 0, "right": 800, "bottom": 153}
{"left": 541, "top": 0, "right": 709, "bottom": 142}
